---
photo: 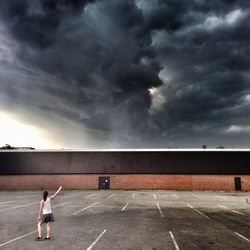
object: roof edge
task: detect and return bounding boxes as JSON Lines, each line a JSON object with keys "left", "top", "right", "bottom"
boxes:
{"left": 1, "top": 148, "right": 250, "bottom": 152}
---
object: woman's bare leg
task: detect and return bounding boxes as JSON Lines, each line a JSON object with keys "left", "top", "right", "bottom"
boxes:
{"left": 37, "top": 222, "right": 42, "bottom": 238}
{"left": 46, "top": 223, "right": 51, "bottom": 238}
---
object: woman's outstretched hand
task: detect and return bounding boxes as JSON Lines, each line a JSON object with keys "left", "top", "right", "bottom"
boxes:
{"left": 50, "top": 186, "right": 63, "bottom": 199}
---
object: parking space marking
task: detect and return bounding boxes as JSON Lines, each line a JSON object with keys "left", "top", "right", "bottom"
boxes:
{"left": 0, "top": 204, "right": 16, "bottom": 207}
{"left": 52, "top": 202, "right": 68, "bottom": 209}
{"left": 86, "top": 194, "right": 97, "bottom": 198}
{"left": 107, "top": 193, "right": 116, "bottom": 198}
{"left": 62, "top": 193, "right": 80, "bottom": 199}
{"left": 217, "top": 204, "right": 244, "bottom": 215}
{"left": 2, "top": 190, "right": 250, "bottom": 249}
{"left": 30, "top": 202, "right": 69, "bottom": 214}
{"left": 86, "top": 229, "right": 107, "bottom": 250}
{"left": 234, "top": 232, "right": 250, "bottom": 243}
{"left": 156, "top": 202, "right": 164, "bottom": 217}
{"left": 172, "top": 193, "right": 180, "bottom": 199}
{"left": 0, "top": 201, "right": 15, "bottom": 205}
{"left": 169, "top": 231, "right": 180, "bottom": 250}
{"left": 0, "top": 202, "right": 39, "bottom": 212}
{"left": 192, "top": 194, "right": 203, "bottom": 200}
{"left": 73, "top": 202, "right": 100, "bottom": 215}
{"left": 122, "top": 202, "right": 130, "bottom": 211}
{"left": 0, "top": 230, "right": 36, "bottom": 247}
{"left": 15, "top": 195, "right": 38, "bottom": 199}
{"left": 215, "top": 195, "right": 229, "bottom": 201}
{"left": 186, "top": 203, "right": 210, "bottom": 219}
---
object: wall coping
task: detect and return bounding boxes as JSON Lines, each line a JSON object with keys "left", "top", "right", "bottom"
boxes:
{"left": 0, "top": 148, "right": 250, "bottom": 153}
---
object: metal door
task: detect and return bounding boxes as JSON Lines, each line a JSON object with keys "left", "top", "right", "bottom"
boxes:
{"left": 99, "top": 176, "right": 110, "bottom": 189}
{"left": 234, "top": 177, "right": 242, "bottom": 191}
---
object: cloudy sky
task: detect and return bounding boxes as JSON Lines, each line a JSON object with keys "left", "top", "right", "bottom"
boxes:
{"left": 0, "top": 0, "right": 250, "bottom": 149}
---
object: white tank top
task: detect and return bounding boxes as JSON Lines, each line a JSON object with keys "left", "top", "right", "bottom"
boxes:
{"left": 42, "top": 198, "right": 52, "bottom": 214}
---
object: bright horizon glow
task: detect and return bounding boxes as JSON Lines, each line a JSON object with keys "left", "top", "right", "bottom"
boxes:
{"left": 0, "top": 112, "right": 56, "bottom": 149}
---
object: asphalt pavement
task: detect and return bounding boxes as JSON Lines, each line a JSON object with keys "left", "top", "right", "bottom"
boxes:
{"left": 0, "top": 190, "right": 250, "bottom": 249}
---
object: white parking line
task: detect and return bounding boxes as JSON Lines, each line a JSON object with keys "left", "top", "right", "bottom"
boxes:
{"left": 52, "top": 202, "right": 68, "bottom": 209}
{"left": 73, "top": 202, "right": 100, "bottom": 215}
{"left": 0, "top": 202, "right": 39, "bottom": 212}
{"left": 192, "top": 194, "right": 203, "bottom": 200}
{"left": 0, "top": 230, "right": 36, "bottom": 247}
{"left": 215, "top": 195, "right": 229, "bottom": 201}
{"left": 0, "top": 204, "right": 16, "bottom": 207}
{"left": 169, "top": 231, "right": 180, "bottom": 250}
{"left": 153, "top": 193, "right": 157, "bottom": 200}
{"left": 107, "top": 193, "right": 116, "bottom": 198}
{"left": 62, "top": 193, "right": 79, "bottom": 199}
{"left": 86, "top": 229, "right": 107, "bottom": 250}
{"left": 0, "top": 201, "right": 15, "bottom": 205}
{"left": 234, "top": 232, "right": 250, "bottom": 243}
{"left": 86, "top": 194, "right": 97, "bottom": 198}
{"left": 122, "top": 202, "right": 130, "bottom": 211}
{"left": 132, "top": 193, "right": 136, "bottom": 198}
{"left": 156, "top": 202, "right": 164, "bottom": 217}
{"left": 16, "top": 195, "right": 37, "bottom": 199}
{"left": 31, "top": 202, "right": 69, "bottom": 214}
{"left": 217, "top": 204, "right": 244, "bottom": 215}
{"left": 172, "top": 193, "right": 180, "bottom": 199}
{"left": 186, "top": 203, "right": 210, "bottom": 219}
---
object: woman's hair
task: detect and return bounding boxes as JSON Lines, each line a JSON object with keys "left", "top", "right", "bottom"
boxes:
{"left": 43, "top": 190, "right": 48, "bottom": 201}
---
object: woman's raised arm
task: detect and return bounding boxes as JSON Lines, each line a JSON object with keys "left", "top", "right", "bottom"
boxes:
{"left": 50, "top": 186, "right": 62, "bottom": 200}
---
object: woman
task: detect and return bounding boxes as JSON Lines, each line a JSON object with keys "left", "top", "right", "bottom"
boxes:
{"left": 36, "top": 186, "right": 62, "bottom": 240}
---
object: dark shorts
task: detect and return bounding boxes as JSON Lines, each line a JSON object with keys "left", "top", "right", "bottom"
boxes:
{"left": 41, "top": 213, "right": 55, "bottom": 224}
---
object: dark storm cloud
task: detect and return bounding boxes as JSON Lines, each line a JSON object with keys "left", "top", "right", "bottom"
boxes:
{"left": 0, "top": 0, "right": 163, "bottom": 136}
{"left": 0, "top": 0, "right": 95, "bottom": 48}
{"left": 138, "top": 0, "right": 250, "bottom": 146}
{"left": 152, "top": 3, "right": 250, "bottom": 127}
{"left": 0, "top": 0, "right": 250, "bottom": 147}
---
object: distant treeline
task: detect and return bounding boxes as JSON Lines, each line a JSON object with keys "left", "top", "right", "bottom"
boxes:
{"left": 0, "top": 144, "right": 35, "bottom": 150}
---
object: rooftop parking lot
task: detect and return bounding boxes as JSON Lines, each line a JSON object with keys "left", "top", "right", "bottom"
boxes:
{"left": 0, "top": 190, "right": 250, "bottom": 249}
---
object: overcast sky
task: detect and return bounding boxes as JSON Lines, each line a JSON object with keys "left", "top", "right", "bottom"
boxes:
{"left": 0, "top": 0, "right": 250, "bottom": 149}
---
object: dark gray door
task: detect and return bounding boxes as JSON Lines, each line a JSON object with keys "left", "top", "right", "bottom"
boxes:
{"left": 234, "top": 177, "right": 242, "bottom": 191}
{"left": 99, "top": 176, "right": 110, "bottom": 189}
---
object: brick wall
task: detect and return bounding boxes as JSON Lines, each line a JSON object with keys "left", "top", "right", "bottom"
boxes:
{"left": 0, "top": 174, "right": 249, "bottom": 191}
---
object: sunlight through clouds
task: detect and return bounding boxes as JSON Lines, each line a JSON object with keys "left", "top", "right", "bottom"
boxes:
{"left": 204, "top": 9, "right": 244, "bottom": 30}
{"left": 0, "top": 112, "right": 55, "bottom": 149}
{"left": 0, "top": 0, "right": 249, "bottom": 148}
{"left": 148, "top": 87, "right": 166, "bottom": 114}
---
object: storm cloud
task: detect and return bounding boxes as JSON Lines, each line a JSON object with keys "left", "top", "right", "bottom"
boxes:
{"left": 0, "top": 0, "right": 250, "bottom": 148}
